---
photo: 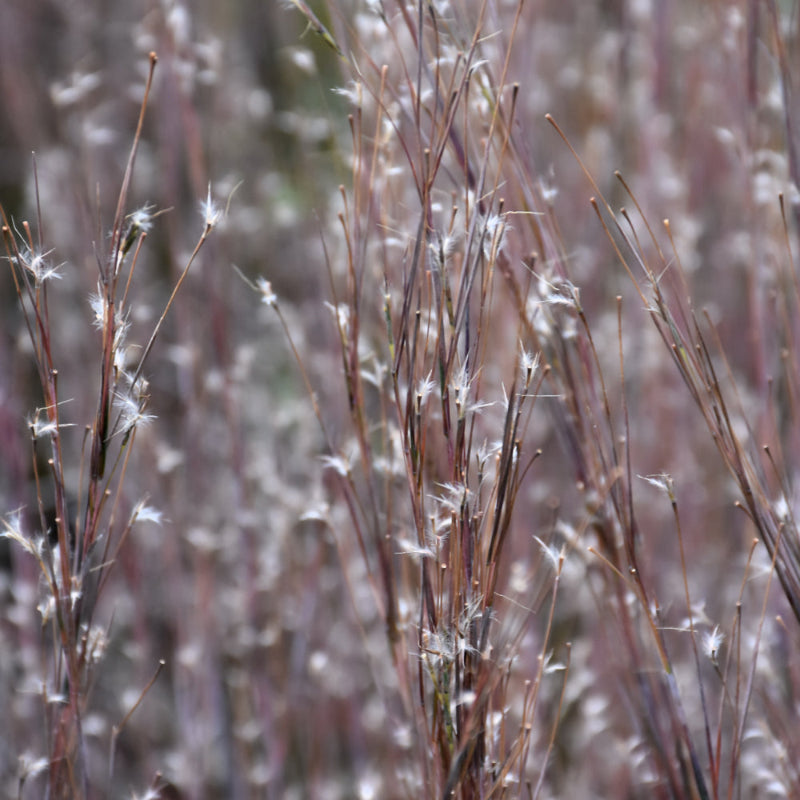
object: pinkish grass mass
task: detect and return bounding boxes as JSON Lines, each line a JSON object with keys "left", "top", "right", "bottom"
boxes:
{"left": 1, "top": 1, "right": 800, "bottom": 798}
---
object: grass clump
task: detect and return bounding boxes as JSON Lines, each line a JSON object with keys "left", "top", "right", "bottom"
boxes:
{"left": 2, "top": 1, "right": 800, "bottom": 798}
